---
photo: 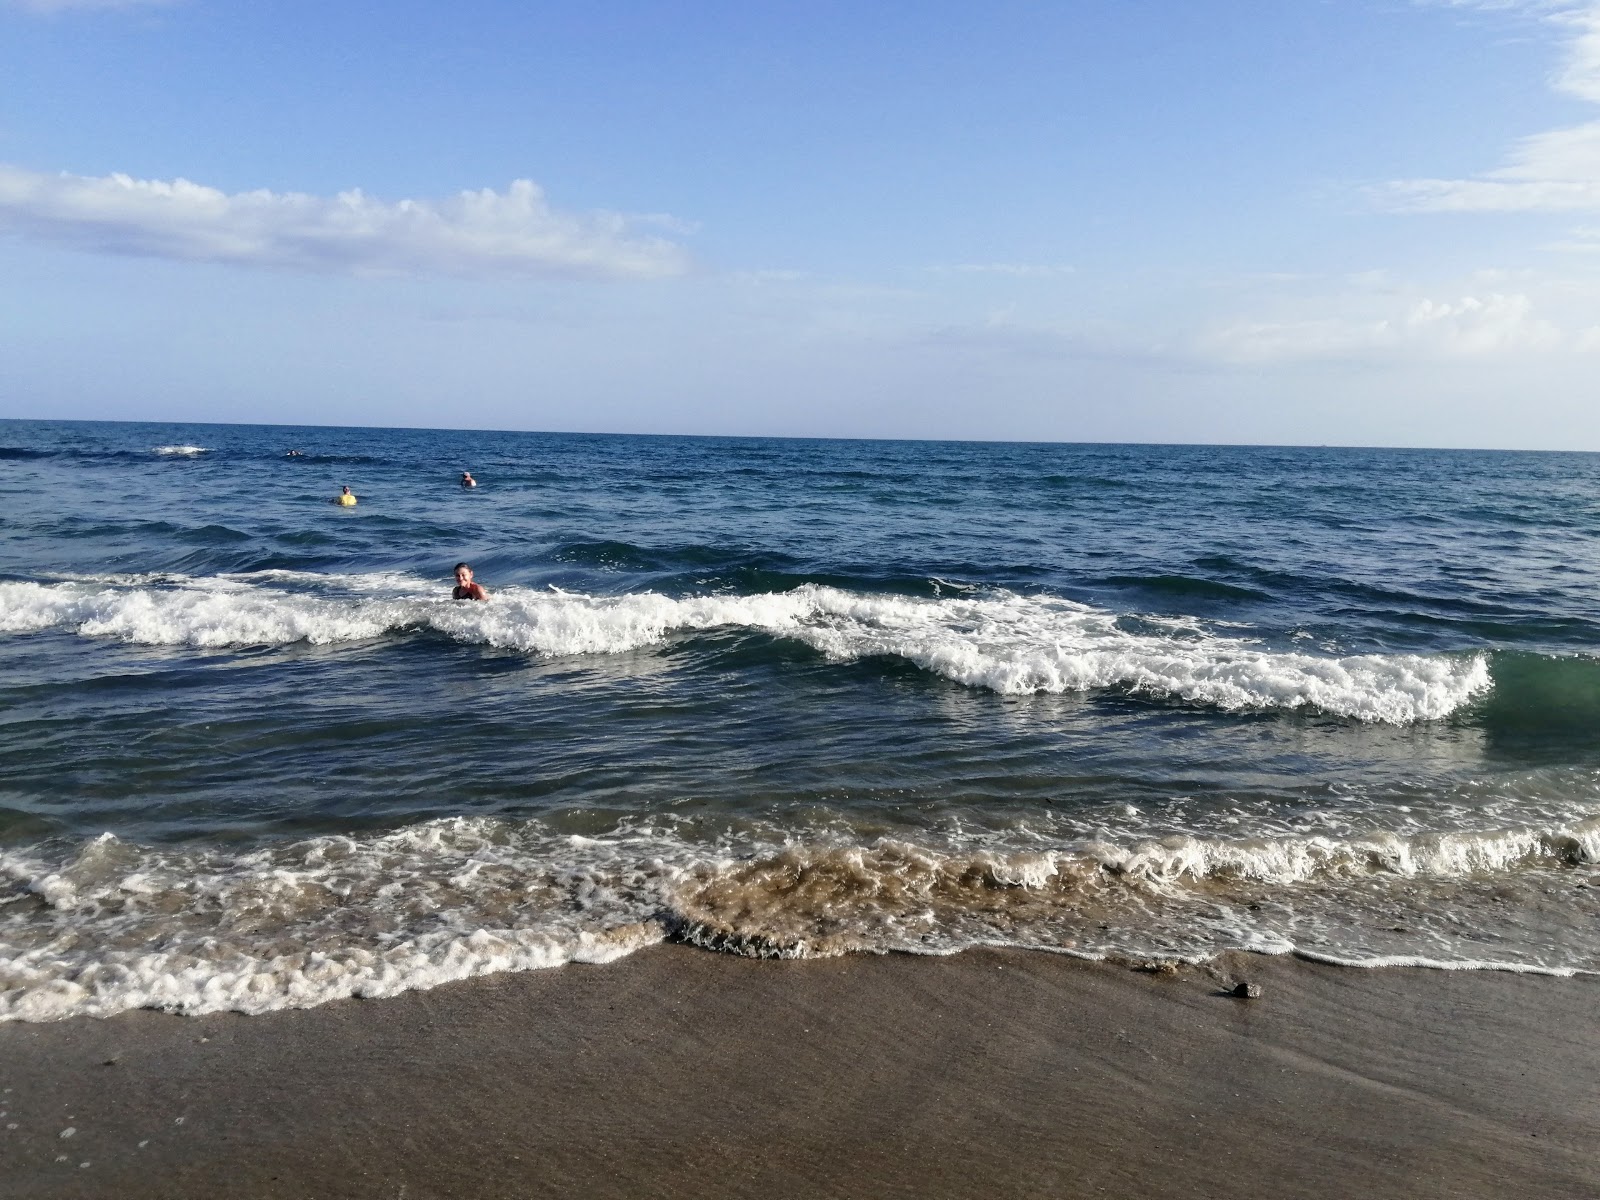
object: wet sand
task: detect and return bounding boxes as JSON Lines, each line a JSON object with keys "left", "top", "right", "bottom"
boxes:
{"left": 2, "top": 945, "right": 1596, "bottom": 1199}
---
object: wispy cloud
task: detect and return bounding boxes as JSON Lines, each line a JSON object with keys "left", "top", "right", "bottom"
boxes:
{"left": 1423, "top": 1, "right": 1584, "bottom": 16}
{"left": 928, "top": 262, "right": 1075, "bottom": 278}
{"left": 1202, "top": 291, "right": 1569, "bottom": 363}
{"left": 1387, "top": 4, "right": 1600, "bottom": 211}
{"left": 1388, "top": 122, "right": 1600, "bottom": 211}
{"left": 0, "top": 166, "right": 691, "bottom": 280}
{"left": 1545, "top": 222, "right": 1600, "bottom": 248}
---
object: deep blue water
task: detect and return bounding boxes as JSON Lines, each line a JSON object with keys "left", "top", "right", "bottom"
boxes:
{"left": 2, "top": 419, "right": 1599, "bottom": 1019}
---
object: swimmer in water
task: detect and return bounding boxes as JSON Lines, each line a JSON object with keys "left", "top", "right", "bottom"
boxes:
{"left": 461, "top": 471, "right": 477, "bottom": 488}
{"left": 452, "top": 562, "right": 488, "bottom": 600}
{"left": 334, "top": 486, "right": 357, "bottom": 506}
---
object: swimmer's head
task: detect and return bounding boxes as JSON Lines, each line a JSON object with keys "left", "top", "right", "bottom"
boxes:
{"left": 341, "top": 485, "right": 351, "bottom": 494}
{"left": 454, "top": 562, "right": 473, "bottom": 585}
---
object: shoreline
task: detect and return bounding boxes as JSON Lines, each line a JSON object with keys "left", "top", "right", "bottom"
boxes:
{"left": 4, "top": 945, "right": 1597, "bottom": 1199}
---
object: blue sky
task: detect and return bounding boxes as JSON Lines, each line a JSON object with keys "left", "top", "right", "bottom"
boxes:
{"left": 3, "top": 0, "right": 1600, "bottom": 447}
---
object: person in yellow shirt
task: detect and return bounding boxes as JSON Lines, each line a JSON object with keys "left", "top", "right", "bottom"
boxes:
{"left": 333, "top": 486, "right": 357, "bottom": 506}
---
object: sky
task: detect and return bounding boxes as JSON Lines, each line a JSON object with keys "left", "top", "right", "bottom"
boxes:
{"left": 2, "top": 0, "right": 1600, "bottom": 448}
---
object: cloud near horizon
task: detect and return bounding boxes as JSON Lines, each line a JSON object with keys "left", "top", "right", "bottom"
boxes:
{"left": 1200, "top": 290, "right": 1594, "bottom": 363}
{"left": 0, "top": 166, "right": 691, "bottom": 280}
{"left": 1387, "top": 4, "right": 1600, "bottom": 212}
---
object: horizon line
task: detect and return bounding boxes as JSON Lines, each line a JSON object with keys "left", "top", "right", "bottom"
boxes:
{"left": 0, "top": 413, "right": 1590, "bottom": 456}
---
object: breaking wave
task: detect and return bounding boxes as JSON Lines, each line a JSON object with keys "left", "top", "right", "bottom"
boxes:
{"left": 0, "top": 573, "right": 1490, "bottom": 723}
{"left": 3, "top": 813, "right": 1597, "bottom": 1020}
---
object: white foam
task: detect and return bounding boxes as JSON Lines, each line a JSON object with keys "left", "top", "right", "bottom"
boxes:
{"left": 0, "top": 925, "right": 660, "bottom": 1022}
{"left": 4, "top": 812, "right": 1598, "bottom": 1020}
{"left": 0, "top": 575, "right": 1491, "bottom": 722}
{"left": 0, "top": 821, "right": 675, "bottom": 1021}
{"left": 1290, "top": 949, "right": 1586, "bottom": 976}
{"left": 785, "top": 588, "right": 1490, "bottom": 722}
{"left": 151, "top": 445, "right": 209, "bottom": 456}
{"left": 1097, "top": 816, "right": 1600, "bottom": 884}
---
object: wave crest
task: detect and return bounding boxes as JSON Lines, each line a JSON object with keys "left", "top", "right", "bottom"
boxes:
{"left": 0, "top": 575, "right": 1490, "bottom": 722}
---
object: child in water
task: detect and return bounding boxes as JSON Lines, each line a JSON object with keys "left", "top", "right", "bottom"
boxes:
{"left": 452, "top": 562, "right": 489, "bottom": 600}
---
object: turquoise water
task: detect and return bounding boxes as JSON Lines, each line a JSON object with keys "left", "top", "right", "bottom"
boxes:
{"left": 2, "top": 419, "right": 1599, "bottom": 1019}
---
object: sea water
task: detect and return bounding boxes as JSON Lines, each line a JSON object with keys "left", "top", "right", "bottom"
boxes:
{"left": 2, "top": 419, "right": 1599, "bottom": 1020}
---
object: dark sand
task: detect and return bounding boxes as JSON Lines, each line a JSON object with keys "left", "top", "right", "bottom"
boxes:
{"left": 2, "top": 946, "right": 1596, "bottom": 1199}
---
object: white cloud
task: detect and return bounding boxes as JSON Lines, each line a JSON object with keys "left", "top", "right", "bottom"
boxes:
{"left": 1388, "top": 122, "right": 1600, "bottom": 211}
{"left": 0, "top": 165, "right": 691, "bottom": 280}
{"left": 1554, "top": 5, "right": 1600, "bottom": 98}
{"left": 1387, "top": 4, "right": 1600, "bottom": 211}
{"left": 1204, "top": 292, "right": 1565, "bottom": 362}
{"left": 1407, "top": 292, "right": 1562, "bottom": 349}
{"left": 1203, "top": 317, "right": 1392, "bottom": 364}
{"left": 1545, "top": 222, "right": 1600, "bottom": 247}
{"left": 1420, "top": 2, "right": 1587, "bottom": 24}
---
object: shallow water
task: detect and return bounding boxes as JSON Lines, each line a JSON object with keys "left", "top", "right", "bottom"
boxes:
{"left": 3, "top": 419, "right": 1600, "bottom": 1019}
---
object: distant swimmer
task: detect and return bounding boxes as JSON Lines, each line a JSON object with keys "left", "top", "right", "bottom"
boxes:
{"left": 460, "top": 471, "right": 477, "bottom": 488}
{"left": 452, "top": 562, "right": 489, "bottom": 601}
{"left": 334, "top": 486, "right": 358, "bottom": 506}
{"left": 285, "top": 449, "right": 305, "bottom": 457}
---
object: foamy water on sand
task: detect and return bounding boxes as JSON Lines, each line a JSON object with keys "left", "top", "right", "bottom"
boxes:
{"left": 3, "top": 420, "right": 1600, "bottom": 1018}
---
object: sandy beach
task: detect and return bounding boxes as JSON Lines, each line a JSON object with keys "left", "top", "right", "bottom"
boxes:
{"left": 3, "top": 946, "right": 1595, "bottom": 1199}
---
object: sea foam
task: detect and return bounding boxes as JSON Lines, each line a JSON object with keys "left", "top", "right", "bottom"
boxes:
{"left": 0, "top": 574, "right": 1490, "bottom": 722}
{"left": 3, "top": 813, "right": 1597, "bottom": 1020}
{"left": 0, "top": 821, "right": 675, "bottom": 1021}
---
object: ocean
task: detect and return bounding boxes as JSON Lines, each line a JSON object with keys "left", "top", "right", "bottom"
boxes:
{"left": 2, "top": 419, "right": 1598, "bottom": 1021}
